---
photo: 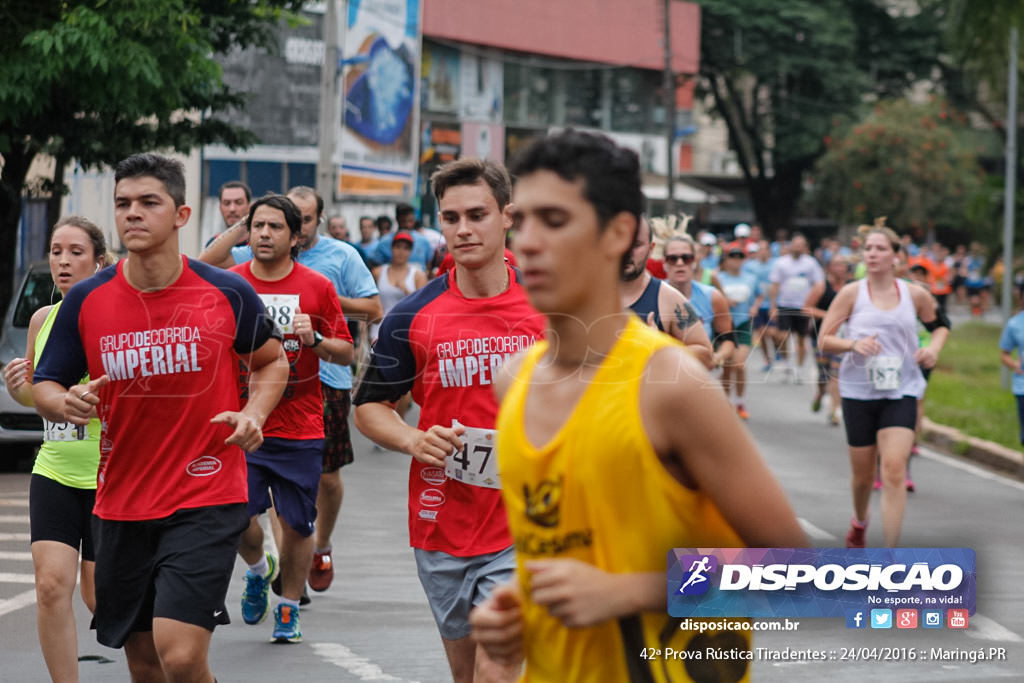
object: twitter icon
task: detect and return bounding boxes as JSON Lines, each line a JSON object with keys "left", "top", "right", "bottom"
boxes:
{"left": 871, "top": 609, "right": 892, "bottom": 629}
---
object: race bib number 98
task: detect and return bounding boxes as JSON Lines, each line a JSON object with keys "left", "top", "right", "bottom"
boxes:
{"left": 259, "top": 294, "right": 300, "bottom": 334}
{"left": 447, "top": 420, "right": 500, "bottom": 489}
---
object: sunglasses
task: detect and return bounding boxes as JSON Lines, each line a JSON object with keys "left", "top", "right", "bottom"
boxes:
{"left": 664, "top": 253, "right": 695, "bottom": 264}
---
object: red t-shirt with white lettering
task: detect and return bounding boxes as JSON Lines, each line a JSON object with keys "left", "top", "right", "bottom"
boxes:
{"left": 354, "top": 265, "right": 545, "bottom": 557}
{"left": 33, "top": 257, "right": 278, "bottom": 521}
{"left": 231, "top": 261, "right": 350, "bottom": 439}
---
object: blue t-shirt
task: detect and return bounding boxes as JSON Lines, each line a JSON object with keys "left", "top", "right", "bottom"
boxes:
{"left": 999, "top": 311, "right": 1024, "bottom": 395}
{"left": 742, "top": 258, "right": 774, "bottom": 310}
{"left": 689, "top": 281, "right": 715, "bottom": 339}
{"left": 717, "top": 271, "right": 759, "bottom": 326}
{"left": 233, "top": 236, "right": 378, "bottom": 389}
{"left": 371, "top": 231, "right": 433, "bottom": 270}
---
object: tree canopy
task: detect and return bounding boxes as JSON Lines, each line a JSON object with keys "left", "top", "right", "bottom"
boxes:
{"left": 810, "top": 98, "right": 984, "bottom": 240}
{"left": 696, "top": 0, "right": 946, "bottom": 231}
{"left": 0, "top": 0, "right": 303, "bottom": 308}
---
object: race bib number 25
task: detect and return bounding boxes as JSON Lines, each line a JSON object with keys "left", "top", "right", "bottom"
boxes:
{"left": 446, "top": 420, "right": 500, "bottom": 490}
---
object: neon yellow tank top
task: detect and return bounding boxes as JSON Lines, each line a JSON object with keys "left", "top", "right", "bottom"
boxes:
{"left": 496, "top": 316, "right": 751, "bottom": 683}
{"left": 32, "top": 302, "right": 100, "bottom": 489}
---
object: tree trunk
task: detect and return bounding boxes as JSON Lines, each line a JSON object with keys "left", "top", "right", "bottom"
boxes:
{"left": 747, "top": 158, "right": 810, "bottom": 235}
{"left": 45, "top": 153, "right": 70, "bottom": 245}
{"left": 0, "top": 144, "right": 36, "bottom": 321}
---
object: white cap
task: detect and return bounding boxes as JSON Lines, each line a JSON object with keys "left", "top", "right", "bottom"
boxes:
{"left": 734, "top": 223, "right": 751, "bottom": 238}
{"left": 699, "top": 233, "right": 718, "bottom": 246}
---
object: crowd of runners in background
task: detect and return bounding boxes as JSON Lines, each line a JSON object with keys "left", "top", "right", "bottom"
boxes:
{"left": 4, "top": 129, "right": 1023, "bottom": 681}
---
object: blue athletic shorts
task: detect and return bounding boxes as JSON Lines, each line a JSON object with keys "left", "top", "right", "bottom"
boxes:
{"left": 246, "top": 437, "right": 324, "bottom": 537}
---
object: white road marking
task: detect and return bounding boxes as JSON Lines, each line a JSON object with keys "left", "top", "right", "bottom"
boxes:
{"left": 0, "top": 515, "right": 30, "bottom": 523}
{"left": 0, "top": 533, "right": 30, "bottom": 541}
{"left": 0, "top": 572, "right": 35, "bottom": 584}
{"left": 311, "top": 642, "right": 405, "bottom": 681}
{"left": 798, "top": 517, "right": 837, "bottom": 541}
{"left": 966, "top": 614, "right": 1024, "bottom": 643}
{"left": 0, "top": 551, "right": 32, "bottom": 560}
{"left": 0, "top": 589, "right": 36, "bottom": 617}
{"left": 917, "top": 445, "right": 1024, "bottom": 493}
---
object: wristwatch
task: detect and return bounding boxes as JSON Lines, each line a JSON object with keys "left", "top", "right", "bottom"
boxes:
{"left": 307, "top": 331, "right": 324, "bottom": 348}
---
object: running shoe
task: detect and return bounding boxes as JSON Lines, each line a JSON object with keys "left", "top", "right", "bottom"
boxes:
{"left": 827, "top": 413, "right": 840, "bottom": 426}
{"left": 811, "top": 394, "right": 823, "bottom": 413}
{"left": 906, "top": 479, "right": 916, "bottom": 493}
{"left": 241, "top": 553, "right": 278, "bottom": 625}
{"left": 308, "top": 549, "right": 334, "bottom": 592}
{"left": 271, "top": 604, "right": 302, "bottom": 643}
{"left": 736, "top": 405, "right": 749, "bottom": 420}
{"left": 873, "top": 479, "right": 882, "bottom": 490}
{"left": 845, "top": 518, "right": 867, "bottom": 548}
{"left": 271, "top": 575, "right": 311, "bottom": 606}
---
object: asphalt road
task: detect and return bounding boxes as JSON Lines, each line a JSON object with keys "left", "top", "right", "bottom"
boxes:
{"left": 0, "top": 361, "right": 1021, "bottom": 682}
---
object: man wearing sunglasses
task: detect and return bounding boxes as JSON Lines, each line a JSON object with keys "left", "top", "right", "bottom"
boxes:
{"left": 620, "top": 216, "right": 713, "bottom": 368}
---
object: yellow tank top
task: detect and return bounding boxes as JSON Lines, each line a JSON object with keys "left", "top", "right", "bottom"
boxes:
{"left": 32, "top": 302, "right": 100, "bottom": 489}
{"left": 496, "top": 316, "right": 751, "bottom": 683}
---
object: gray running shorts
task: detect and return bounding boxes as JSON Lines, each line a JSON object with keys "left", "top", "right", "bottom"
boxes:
{"left": 413, "top": 545, "right": 515, "bottom": 640}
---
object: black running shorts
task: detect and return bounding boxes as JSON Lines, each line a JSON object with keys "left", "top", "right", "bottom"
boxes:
{"left": 29, "top": 473, "right": 96, "bottom": 561}
{"left": 91, "top": 503, "right": 248, "bottom": 648}
{"left": 841, "top": 396, "right": 918, "bottom": 447}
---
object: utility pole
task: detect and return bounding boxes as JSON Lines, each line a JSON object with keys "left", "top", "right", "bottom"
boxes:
{"left": 663, "top": 0, "right": 676, "bottom": 217}
{"left": 1002, "top": 27, "right": 1018, "bottom": 387}
{"left": 317, "top": 0, "right": 339, "bottom": 220}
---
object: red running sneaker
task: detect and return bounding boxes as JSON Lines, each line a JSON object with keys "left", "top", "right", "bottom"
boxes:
{"left": 308, "top": 549, "right": 334, "bottom": 592}
{"left": 736, "top": 404, "right": 750, "bottom": 420}
{"left": 845, "top": 517, "right": 867, "bottom": 548}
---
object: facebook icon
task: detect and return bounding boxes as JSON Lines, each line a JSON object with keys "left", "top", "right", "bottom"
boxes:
{"left": 845, "top": 610, "right": 867, "bottom": 629}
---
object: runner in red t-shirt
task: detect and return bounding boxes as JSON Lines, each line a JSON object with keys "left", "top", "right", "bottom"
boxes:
{"left": 354, "top": 159, "right": 544, "bottom": 683}
{"left": 229, "top": 194, "right": 352, "bottom": 643}
{"left": 32, "top": 154, "right": 287, "bottom": 681}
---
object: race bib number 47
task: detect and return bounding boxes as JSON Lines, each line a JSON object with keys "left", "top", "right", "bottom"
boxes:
{"left": 447, "top": 420, "right": 500, "bottom": 489}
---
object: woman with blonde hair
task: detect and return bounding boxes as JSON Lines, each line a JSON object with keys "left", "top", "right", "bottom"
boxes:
{"left": 817, "top": 218, "right": 949, "bottom": 547}
{"left": 3, "top": 216, "right": 109, "bottom": 681}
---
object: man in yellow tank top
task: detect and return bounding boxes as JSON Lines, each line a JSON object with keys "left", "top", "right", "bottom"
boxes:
{"left": 471, "top": 130, "right": 808, "bottom": 682}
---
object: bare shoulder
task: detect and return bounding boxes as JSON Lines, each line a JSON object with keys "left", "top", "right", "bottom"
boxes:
{"left": 658, "top": 280, "right": 689, "bottom": 305}
{"left": 642, "top": 344, "right": 708, "bottom": 403}
{"left": 494, "top": 350, "right": 530, "bottom": 402}
{"left": 30, "top": 305, "right": 53, "bottom": 329}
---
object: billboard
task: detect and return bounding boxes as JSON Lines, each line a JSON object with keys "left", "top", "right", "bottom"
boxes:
{"left": 339, "top": 0, "right": 422, "bottom": 197}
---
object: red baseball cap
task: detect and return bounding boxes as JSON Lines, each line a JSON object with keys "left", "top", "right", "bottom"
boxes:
{"left": 393, "top": 231, "right": 414, "bottom": 245}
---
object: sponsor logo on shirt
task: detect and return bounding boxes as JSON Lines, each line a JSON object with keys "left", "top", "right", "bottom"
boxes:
{"left": 418, "top": 510, "right": 438, "bottom": 521}
{"left": 435, "top": 334, "right": 537, "bottom": 388}
{"left": 186, "top": 455, "right": 222, "bottom": 477}
{"left": 420, "top": 466, "right": 446, "bottom": 485}
{"left": 99, "top": 326, "right": 203, "bottom": 380}
{"left": 419, "top": 488, "right": 446, "bottom": 507}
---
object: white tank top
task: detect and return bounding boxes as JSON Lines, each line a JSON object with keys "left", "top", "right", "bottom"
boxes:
{"left": 371, "top": 264, "right": 420, "bottom": 340}
{"left": 838, "top": 279, "right": 926, "bottom": 400}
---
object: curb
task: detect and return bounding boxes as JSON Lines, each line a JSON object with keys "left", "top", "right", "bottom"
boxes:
{"left": 921, "top": 417, "right": 1024, "bottom": 479}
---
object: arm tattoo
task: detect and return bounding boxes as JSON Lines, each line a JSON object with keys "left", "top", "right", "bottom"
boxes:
{"left": 674, "top": 302, "right": 700, "bottom": 329}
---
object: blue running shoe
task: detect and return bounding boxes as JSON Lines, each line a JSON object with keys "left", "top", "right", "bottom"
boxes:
{"left": 272, "top": 604, "right": 302, "bottom": 643}
{"left": 241, "top": 553, "right": 278, "bottom": 625}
